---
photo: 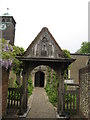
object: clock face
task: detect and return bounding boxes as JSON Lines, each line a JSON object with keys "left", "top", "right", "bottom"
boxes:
{"left": 0, "top": 23, "right": 7, "bottom": 30}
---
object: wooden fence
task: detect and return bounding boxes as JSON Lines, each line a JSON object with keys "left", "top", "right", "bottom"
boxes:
{"left": 64, "top": 84, "right": 79, "bottom": 114}
{"left": 7, "top": 87, "right": 23, "bottom": 109}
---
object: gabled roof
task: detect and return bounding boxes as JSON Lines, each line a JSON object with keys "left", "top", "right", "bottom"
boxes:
{"left": 24, "top": 27, "right": 64, "bottom": 58}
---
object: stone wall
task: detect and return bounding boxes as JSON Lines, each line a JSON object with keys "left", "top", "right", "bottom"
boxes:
{"left": 70, "top": 54, "right": 89, "bottom": 84}
{"left": 79, "top": 65, "right": 90, "bottom": 118}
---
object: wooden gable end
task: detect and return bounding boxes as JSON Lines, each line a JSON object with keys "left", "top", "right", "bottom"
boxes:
{"left": 24, "top": 27, "right": 64, "bottom": 58}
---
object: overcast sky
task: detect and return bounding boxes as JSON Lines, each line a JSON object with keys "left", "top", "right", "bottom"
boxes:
{"left": 0, "top": 0, "right": 89, "bottom": 53}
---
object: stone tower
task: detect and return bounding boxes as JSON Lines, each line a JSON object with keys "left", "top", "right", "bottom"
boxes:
{"left": 0, "top": 13, "right": 16, "bottom": 45}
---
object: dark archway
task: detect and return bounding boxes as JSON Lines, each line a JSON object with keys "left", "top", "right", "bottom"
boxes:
{"left": 35, "top": 71, "right": 45, "bottom": 87}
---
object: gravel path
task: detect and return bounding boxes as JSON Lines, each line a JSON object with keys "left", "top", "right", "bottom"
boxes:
{"left": 26, "top": 87, "right": 56, "bottom": 118}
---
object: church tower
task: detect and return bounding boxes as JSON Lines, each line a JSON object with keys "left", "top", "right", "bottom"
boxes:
{"left": 0, "top": 13, "right": 16, "bottom": 45}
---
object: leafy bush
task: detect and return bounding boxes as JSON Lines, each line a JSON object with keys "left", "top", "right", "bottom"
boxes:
{"left": 15, "top": 75, "right": 34, "bottom": 96}
{"left": 63, "top": 49, "right": 71, "bottom": 58}
{"left": 28, "top": 76, "right": 33, "bottom": 96}
{"left": 14, "top": 80, "right": 22, "bottom": 88}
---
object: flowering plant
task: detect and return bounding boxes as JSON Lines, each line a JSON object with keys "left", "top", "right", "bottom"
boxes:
{"left": 0, "top": 39, "right": 24, "bottom": 73}
{"left": 0, "top": 39, "right": 14, "bottom": 70}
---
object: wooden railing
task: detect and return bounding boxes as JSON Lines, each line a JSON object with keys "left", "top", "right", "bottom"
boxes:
{"left": 7, "top": 87, "right": 23, "bottom": 109}
{"left": 64, "top": 84, "right": 79, "bottom": 114}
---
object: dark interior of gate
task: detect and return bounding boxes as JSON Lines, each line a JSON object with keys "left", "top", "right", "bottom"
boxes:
{"left": 35, "top": 71, "right": 45, "bottom": 87}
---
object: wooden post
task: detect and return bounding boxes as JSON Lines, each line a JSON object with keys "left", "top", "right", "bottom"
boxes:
{"left": 21, "top": 63, "right": 31, "bottom": 114}
{"left": 21, "top": 66, "right": 28, "bottom": 114}
{"left": 77, "top": 88, "right": 79, "bottom": 113}
{"left": 57, "top": 68, "right": 64, "bottom": 115}
{"left": 59, "top": 71, "right": 64, "bottom": 116}
{"left": 23, "top": 72, "right": 28, "bottom": 110}
{"left": 57, "top": 68, "right": 61, "bottom": 113}
{"left": 20, "top": 70, "right": 25, "bottom": 114}
{"left": 16, "top": 71, "right": 21, "bottom": 85}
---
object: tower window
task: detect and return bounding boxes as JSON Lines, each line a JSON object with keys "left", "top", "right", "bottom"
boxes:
{"left": 2, "top": 19, "right": 5, "bottom": 22}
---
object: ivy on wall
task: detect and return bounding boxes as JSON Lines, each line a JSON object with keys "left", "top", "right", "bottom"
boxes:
{"left": 45, "top": 67, "right": 58, "bottom": 107}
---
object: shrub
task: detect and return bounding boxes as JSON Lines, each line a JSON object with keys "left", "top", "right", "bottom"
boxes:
{"left": 28, "top": 76, "right": 33, "bottom": 96}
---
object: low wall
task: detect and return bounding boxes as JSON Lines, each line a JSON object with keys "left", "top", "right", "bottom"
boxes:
{"left": 79, "top": 65, "right": 90, "bottom": 118}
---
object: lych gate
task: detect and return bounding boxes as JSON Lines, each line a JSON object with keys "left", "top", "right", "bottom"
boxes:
{"left": 18, "top": 27, "right": 75, "bottom": 115}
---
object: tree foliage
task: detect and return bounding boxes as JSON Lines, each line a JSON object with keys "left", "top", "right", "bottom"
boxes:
{"left": 13, "top": 46, "right": 24, "bottom": 56}
{"left": 62, "top": 49, "right": 71, "bottom": 79}
{"left": 12, "top": 46, "right": 24, "bottom": 74}
{"left": 76, "top": 41, "right": 90, "bottom": 54}
{"left": 63, "top": 49, "right": 71, "bottom": 58}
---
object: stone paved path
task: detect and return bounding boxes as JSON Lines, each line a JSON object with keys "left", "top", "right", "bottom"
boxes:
{"left": 26, "top": 87, "right": 56, "bottom": 118}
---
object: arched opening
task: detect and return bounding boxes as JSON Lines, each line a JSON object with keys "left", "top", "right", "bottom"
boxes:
{"left": 29, "top": 65, "right": 59, "bottom": 107}
{"left": 35, "top": 71, "right": 45, "bottom": 87}
{"left": 30, "top": 65, "right": 57, "bottom": 88}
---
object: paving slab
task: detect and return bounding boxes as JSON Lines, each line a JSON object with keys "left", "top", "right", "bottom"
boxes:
{"left": 26, "top": 87, "right": 56, "bottom": 118}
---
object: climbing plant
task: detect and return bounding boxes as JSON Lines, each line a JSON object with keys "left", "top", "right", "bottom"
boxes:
{"left": 0, "top": 39, "right": 15, "bottom": 71}
{"left": 45, "top": 67, "right": 58, "bottom": 106}
{"left": 28, "top": 75, "right": 33, "bottom": 96}
{"left": 0, "top": 38, "right": 24, "bottom": 73}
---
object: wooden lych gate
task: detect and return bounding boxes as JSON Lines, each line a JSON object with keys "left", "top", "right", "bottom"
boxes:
{"left": 7, "top": 27, "right": 76, "bottom": 116}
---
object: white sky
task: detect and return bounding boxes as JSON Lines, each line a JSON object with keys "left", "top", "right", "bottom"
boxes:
{"left": 0, "top": 0, "right": 89, "bottom": 53}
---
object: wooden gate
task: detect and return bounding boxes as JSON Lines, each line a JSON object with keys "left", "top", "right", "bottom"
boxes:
{"left": 64, "top": 84, "right": 79, "bottom": 114}
{"left": 7, "top": 88, "right": 23, "bottom": 111}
